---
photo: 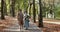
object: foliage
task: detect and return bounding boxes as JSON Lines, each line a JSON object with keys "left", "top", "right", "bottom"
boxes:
{"left": 54, "top": 4, "right": 60, "bottom": 18}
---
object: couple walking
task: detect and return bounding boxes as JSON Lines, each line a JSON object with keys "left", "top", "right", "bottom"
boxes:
{"left": 17, "top": 9, "right": 30, "bottom": 30}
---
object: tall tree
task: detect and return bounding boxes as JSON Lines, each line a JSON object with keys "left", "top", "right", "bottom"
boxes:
{"left": 3, "top": 0, "right": 8, "bottom": 15}
{"left": 10, "top": 0, "right": 15, "bottom": 17}
{"left": 1, "top": 0, "right": 5, "bottom": 19}
{"left": 38, "top": 0, "right": 43, "bottom": 27}
{"left": 29, "top": 0, "right": 32, "bottom": 16}
{"left": 33, "top": 0, "right": 36, "bottom": 23}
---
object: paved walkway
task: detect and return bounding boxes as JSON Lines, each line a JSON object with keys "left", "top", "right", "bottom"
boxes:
{"left": 2, "top": 19, "right": 42, "bottom": 32}
{"left": 2, "top": 17, "right": 60, "bottom": 32}
{"left": 36, "top": 20, "right": 60, "bottom": 25}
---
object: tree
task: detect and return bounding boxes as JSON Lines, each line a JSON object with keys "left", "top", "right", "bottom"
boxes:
{"left": 1, "top": 0, "right": 5, "bottom": 20}
{"left": 29, "top": 0, "right": 32, "bottom": 16}
{"left": 29, "top": 3, "right": 32, "bottom": 16}
{"left": 3, "top": 0, "right": 8, "bottom": 15}
{"left": 33, "top": 0, "right": 36, "bottom": 23}
{"left": 38, "top": 0, "right": 43, "bottom": 27}
{"left": 10, "top": 0, "right": 15, "bottom": 17}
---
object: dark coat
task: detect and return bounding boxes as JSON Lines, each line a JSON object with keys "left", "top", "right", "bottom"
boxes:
{"left": 17, "top": 12, "right": 23, "bottom": 25}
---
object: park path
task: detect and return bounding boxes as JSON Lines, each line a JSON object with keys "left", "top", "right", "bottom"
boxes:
{"left": 2, "top": 18, "right": 42, "bottom": 32}
{"left": 36, "top": 19, "right": 60, "bottom": 25}
{"left": 1, "top": 16, "right": 60, "bottom": 32}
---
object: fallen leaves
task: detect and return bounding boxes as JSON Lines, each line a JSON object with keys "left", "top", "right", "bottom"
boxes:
{"left": 0, "top": 16, "right": 16, "bottom": 30}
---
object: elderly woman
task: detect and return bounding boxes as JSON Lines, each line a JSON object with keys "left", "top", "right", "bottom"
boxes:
{"left": 24, "top": 11, "right": 30, "bottom": 30}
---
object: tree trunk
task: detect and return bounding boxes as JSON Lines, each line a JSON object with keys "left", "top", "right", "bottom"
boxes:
{"left": 29, "top": 3, "right": 32, "bottom": 16}
{"left": 33, "top": 0, "right": 36, "bottom": 23}
{"left": 3, "top": 0, "right": 8, "bottom": 15}
{"left": 29, "top": 0, "right": 32, "bottom": 16}
{"left": 1, "top": 0, "right": 5, "bottom": 20}
{"left": 10, "top": 0, "right": 15, "bottom": 17}
{"left": 38, "top": 0, "right": 43, "bottom": 27}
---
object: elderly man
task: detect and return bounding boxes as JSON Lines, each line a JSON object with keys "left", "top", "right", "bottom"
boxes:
{"left": 17, "top": 9, "right": 23, "bottom": 30}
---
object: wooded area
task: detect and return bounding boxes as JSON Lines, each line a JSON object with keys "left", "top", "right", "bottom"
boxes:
{"left": 0, "top": 0, "right": 60, "bottom": 32}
